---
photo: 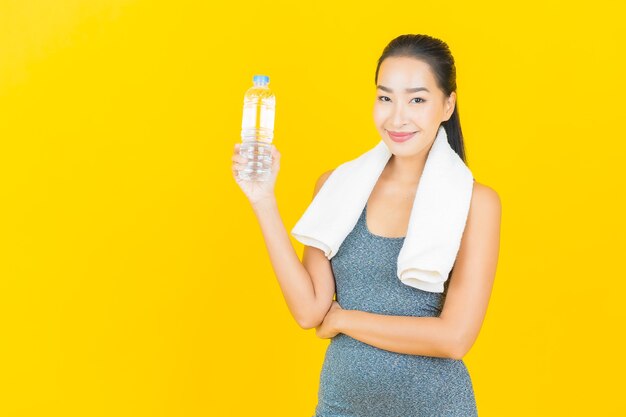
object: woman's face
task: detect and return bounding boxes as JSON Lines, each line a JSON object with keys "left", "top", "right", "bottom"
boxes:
{"left": 373, "top": 56, "right": 456, "bottom": 157}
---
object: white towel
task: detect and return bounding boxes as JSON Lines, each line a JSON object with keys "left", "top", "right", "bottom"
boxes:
{"left": 290, "top": 125, "right": 474, "bottom": 293}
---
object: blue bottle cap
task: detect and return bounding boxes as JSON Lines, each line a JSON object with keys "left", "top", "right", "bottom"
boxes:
{"left": 253, "top": 75, "right": 270, "bottom": 85}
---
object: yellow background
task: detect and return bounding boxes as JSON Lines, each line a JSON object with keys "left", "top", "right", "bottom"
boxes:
{"left": 1, "top": 0, "right": 625, "bottom": 415}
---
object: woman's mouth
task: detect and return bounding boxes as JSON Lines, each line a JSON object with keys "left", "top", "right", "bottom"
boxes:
{"left": 387, "top": 130, "right": 417, "bottom": 143}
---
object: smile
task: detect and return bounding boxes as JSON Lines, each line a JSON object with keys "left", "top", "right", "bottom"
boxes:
{"left": 387, "top": 130, "right": 417, "bottom": 143}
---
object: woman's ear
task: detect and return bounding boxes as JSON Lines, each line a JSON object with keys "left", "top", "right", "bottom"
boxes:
{"left": 443, "top": 91, "right": 456, "bottom": 122}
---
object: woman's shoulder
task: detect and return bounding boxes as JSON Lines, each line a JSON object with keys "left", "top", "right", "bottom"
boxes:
{"left": 312, "top": 169, "right": 335, "bottom": 198}
{"left": 317, "top": 169, "right": 335, "bottom": 185}
{"left": 470, "top": 180, "right": 502, "bottom": 215}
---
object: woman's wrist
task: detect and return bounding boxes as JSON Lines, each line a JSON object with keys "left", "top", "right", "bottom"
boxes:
{"left": 251, "top": 196, "right": 277, "bottom": 213}
{"left": 333, "top": 308, "right": 349, "bottom": 334}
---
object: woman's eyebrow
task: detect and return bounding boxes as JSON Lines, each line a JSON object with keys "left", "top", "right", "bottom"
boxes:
{"left": 376, "top": 85, "right": 430, "bottom": 93}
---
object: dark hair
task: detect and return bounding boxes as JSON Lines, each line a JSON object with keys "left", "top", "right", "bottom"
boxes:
{"left": 375, "top": 34, "right": 468, "bottom": 164}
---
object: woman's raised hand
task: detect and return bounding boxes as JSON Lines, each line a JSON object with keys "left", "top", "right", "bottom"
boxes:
{"left": 231, "top": 143, "right": 280, "bottom": 207}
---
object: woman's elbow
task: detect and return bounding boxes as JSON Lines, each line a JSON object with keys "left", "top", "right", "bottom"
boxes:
{"left": 448, "top": 345, "right": 466, "bottom": 360}
{"left": 448, "top": 333, "right": 474, "bottom": 360}
{"left": 296, "top": 299, "right": 330, "bottom": 330}
{"left": 297, "top": 315, "right": 323, "bottom": 330}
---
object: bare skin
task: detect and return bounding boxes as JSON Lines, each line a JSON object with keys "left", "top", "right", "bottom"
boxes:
{"left": 232, "top": 56, "right": 501, "bottom": 359}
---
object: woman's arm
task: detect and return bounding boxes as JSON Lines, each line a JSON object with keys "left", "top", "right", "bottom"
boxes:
{"left": 252, "top": 170, "right": 336, "bottom": 330}
{"left": 324, "top": 182, "right": 502, "bottom": 359}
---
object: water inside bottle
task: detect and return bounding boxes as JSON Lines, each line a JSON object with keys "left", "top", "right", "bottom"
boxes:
{"left": 239, "top": 78, "right": 275, "bottom": 181}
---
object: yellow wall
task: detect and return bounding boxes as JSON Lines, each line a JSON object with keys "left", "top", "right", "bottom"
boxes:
{"left": 1, "top": 0, "right": 625, "bottom": 415}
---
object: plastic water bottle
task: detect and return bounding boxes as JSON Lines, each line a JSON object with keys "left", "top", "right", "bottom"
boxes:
{"left": 239, "top": 74, "right": 275, "bottom": 181}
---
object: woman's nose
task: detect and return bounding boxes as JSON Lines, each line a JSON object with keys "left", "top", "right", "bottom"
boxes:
{"left": 390, "top": 103, "right": 409, "bottom": 126}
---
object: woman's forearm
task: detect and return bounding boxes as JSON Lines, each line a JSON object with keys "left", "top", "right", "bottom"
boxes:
{"left": 252, "top": 197, "right": 320, "bottom": 329}
{"left": 335, "top": 309, "right": 461, "bottom": 359}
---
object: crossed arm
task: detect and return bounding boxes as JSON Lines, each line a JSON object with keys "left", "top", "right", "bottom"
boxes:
{"left": 318, "top": 183, "right": 502, "bottom": 360}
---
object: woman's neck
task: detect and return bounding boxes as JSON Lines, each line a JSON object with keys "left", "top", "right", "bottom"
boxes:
{"left": 384, "top": 154, "right": 426, "bottom": 186}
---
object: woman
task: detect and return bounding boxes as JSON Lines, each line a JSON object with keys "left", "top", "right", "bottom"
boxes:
{"left": 232, "top": 34, "right": 501, "bottom": 417}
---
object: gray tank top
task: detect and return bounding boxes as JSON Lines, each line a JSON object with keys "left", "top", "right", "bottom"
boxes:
{"left": 313, "top": 202, "right": 477, "bottom": 417}
{"left": 333, "top": 201, "right": 450, "bottom": 317}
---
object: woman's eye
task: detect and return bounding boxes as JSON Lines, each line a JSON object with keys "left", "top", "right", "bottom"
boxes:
{"left": 377, "top": 96, "right": 425, "bottom": 103}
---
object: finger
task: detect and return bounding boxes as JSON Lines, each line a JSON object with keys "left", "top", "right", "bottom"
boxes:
{"left": 234, "top": 145, "right": 246, "bottom": 156}
{"left": 232, "top": 162, "right": 247, "bottom": 172}
{"left": 232, "top": 154, "right": 248, "bottom": 163}
{"left": 271, "top": 146, "right": 280, "bottom": 165}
